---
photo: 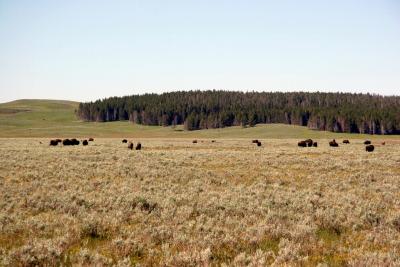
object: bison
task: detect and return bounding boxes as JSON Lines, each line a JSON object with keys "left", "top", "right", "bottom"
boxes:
{"left": 305, "top": 139, "right": 313, "bottom": 147}
{"left": 211, "top": 140, "right": 216, "bottom": 143}
{"left": 88, "top": 138, "right": 94, "bottom": 142}
{"left": 135, "top": 143, "right": 142, "bottom": 150}
{"left": 256, "top": 141, "right": 262, "bottom": 147}
{"left": 298, "top": 141, "right": 307, "bottom": 147}
{"left": 122, "top": 139, "right": 128, "bottom": 143}
{"left": 364, "top": 140, "right": 371, "bottom": 145}
{"left": 329, "top": 139, "right": 339, "bottom": 147}
{"left": 63, "top": 139, "right": 72, "bottom": 146}
{"left": 71, "top": 138, "right": 80, "bottom": 145}
{"left": 128, "top": 142, "right": 134, "bottom": 150}
{"left": 49, "top": 140, "right": 59, "bottom": 146}
{"left": 366, "top": 144, "right": 374, "bottom": 152}
{"left": 82, "top": 140, "right": 88, "bottom": 146}
{"left": 381, "top": 141, "right": 385, "bottom": 146}
{"left": 343, "top": 140, "right": 350, "bottom": 144}
{"left": 193, "top": 140, "right": 198, "bottom": 144}
{"left": 252, "top": 140, "right": 259, "bottom": 144}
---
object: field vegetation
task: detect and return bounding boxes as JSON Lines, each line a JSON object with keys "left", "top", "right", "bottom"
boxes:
{"left": 0, "top": 138, "right": 399, "bottom": 266}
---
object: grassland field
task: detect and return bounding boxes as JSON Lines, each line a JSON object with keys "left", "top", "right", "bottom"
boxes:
{"left": 0, "top": 100, "right": 399, "bottom": 266}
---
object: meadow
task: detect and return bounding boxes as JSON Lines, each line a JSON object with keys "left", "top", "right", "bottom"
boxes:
{"left": 0, "top": 100, "right": 400, "bottom": 266}
{"left": 0, "top": 138, "right": 399, "bottom": 266}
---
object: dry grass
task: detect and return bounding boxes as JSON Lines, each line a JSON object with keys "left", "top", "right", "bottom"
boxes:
{"left": 0, "top": 138, "right": 399, "bottom": 266}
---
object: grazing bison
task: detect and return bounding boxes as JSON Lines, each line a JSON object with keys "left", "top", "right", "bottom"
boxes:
{"left": 366, "top": 144, "right": 375, "bottom": 152}
{"left": 364, "top": 140, "right": 371, "bottom": 145}
{"left": 82, "top": 140, "right": 88, "bottom": 146}
{"left": 193, "top": 140, "right": 198, "bottom": 144}
{"left": 298, "top": 141, "right": 307, "bottom": 147}
{"left": 305, "top": 139, "right": 313, "bottom": 147}
{"left": 343, "top": 140, "right": 350, "bottom": 144}
{"left": 128, "top": 142, "right": 134, "bottom": 150}
{"left": 381, "top": 142, "right": 385, "bottom": 146}
{"left": 211, "top": 140, "right": 216, "bottom": 143}
{"left": 329, "top": 139, "right": 339, "bottom": 147}
{"left": 312, "top": 142, "right": 318, "bottom": 147}
{"left": 256, "top": 141, "right": 262, "bottom": 147}
{"left": 122, "top": 139, "right": 128, "bottom": 143}
{"left": 63, "top": 139, "right": 72, "bottom": 146}
{"left": 88, "top": 138, "right": 94, "bottom": 142}
{"left": 252, "top": 139, "right": 259, "bottom": 144}
{"left": 49, "top": 140, "right": 59, "bottom": 146}
{"left": 71, "top": 138, "right": 80, "bottom": 145}
{"left": 135, "top": 142, "right": 142, "bottom": 150}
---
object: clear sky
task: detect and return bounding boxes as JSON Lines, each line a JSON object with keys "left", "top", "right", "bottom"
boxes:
{"left": 0, "top": 0, "right": 399, "bottom": 103}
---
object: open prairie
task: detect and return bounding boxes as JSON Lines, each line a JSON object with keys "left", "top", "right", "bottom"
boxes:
{"left": 0, "top": 138, "right": 399, "bottom": 266}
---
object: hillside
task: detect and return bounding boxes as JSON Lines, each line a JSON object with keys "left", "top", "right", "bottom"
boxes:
{"left": 0, "top": 99, "right": 399, "bottom": 139}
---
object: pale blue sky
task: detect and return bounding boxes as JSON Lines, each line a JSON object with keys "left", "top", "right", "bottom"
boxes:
{"left": 0, "top": 0, "right": 399, "bottom": 102}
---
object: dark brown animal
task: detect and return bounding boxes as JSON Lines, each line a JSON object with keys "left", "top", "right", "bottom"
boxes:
{"left": 211, "top": 140, "right": 216, "bottom": 143}
{"left": 122, "top": 139, "right": 128, "bottom": 143}
{"left": 256, "top": 141, "right": 262, "bottom": 147}
{"left": 364, "top": 140, "right": 371, "bottom": 145}
{"left": 305, "top": 139, "right": 313, "bottom": 147}
{"left": 49, "top": 140, "right": 58, "bottom": 146}
{"left": 193, "top": 140, "right": 198, "bottom": 144}
{"left": 135, "top": 143, "right": 142, "bottom": 150}
{"left": 381, "top": 142, "right": 385, "bottom": 146}
{"left": 71, "top": 138, "right": 80, "bottom": 145}
{"left": 312, "top": 142, "right": 318, "bottom": 147}
{"left": 329, "top": 139, "right": 339, "bottom": 147}
{"left": 298, "top": 141, "right": 307, "bottom": 147}
{"left": 128, "top": 142, "right": 133, "bottom": 150}
{"left": 343, "top": 140, "right": 350, "bottom": 144}
{"left": 88, "top": 138, "right": 94, "bottom": 142}
{"left": 82, "top": 140, "right": 88, "bottom": 146}
{"left": 63, "top": 139, "right": 72, "bottom": 146}
{"left": 252, "top": 139, "right": 259, "bottom": 144}
{"left": 366, "top": 144, "right": 374, "bottom": 152}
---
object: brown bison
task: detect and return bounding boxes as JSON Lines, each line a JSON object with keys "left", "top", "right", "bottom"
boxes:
{"left": 63, "top": 139, "right": 72, "bottom": 146}
{"left": 193, "top": 140, "right": 198, "bottom": 144}
{"left": 135, "top": 143, "right": 142, "bottom": 150}
{"left": 312, "top": 142, "right": 318, "bottom": 147}
{"left": 343, "top": 140, "right": 350, "bottom": 144}
{"left": 128, "top": 142, "right": 134, "bottom": 150}
{"left": 49, "top": 140, "right": 59, "bottom": 146}
{"left": 298, "top": 141, "right": 307, "bottom": 147}
{"left": 71, "top": 138, "right": 80, "bottom": 145}
{"left": 211, "top": 140, "right": 216, "bottom": 143}
{"left": 256, "top": 141, "right": 262, "bottom": 147}
{"left": 364, "top": 140, "right": 371, "bottom": 145}
{"left": 122, "top": 139, "right": 128, "bottom": 143}
{"left": 329, "top": 139, "right": 339, "bottom": 147}
{"left": 381, "top": 141, "right": 385, "bottom": 146}
{"left": 88, "top": 138, "right": 94, "bottom": 142}
{"left": 252, "top": 139, "right": 259, "bottom": 144}
{"left": 366, "top": 144, "right": 374, "bottom": 152}
{"left": 82, "top": 140, "right": 88, "bottom": 146}
{"left": 305, "top": 139, "right": 313, "bottom": 147}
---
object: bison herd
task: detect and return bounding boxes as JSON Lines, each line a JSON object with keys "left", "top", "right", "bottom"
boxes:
{"left": 49, "top": 138, "right": 92, "bottom": 146}
{"left": 296, "top": 138, "right": 379, "bottom": 152}
{"left": 48, "top": 137, "right": 383, "bottom": 153}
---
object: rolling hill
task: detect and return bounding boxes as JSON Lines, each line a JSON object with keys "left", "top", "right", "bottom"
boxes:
{"left": 0, "top": 99, "right": 398, "bottom": 139}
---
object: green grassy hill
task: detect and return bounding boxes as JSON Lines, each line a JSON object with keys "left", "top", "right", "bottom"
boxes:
{"left": 0, "top": 99, "right": 398, "bottom": 139}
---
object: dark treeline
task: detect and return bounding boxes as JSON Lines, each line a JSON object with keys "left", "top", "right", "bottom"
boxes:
{"left": 77, "top": 91, "right": 400, "bottom": 134}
